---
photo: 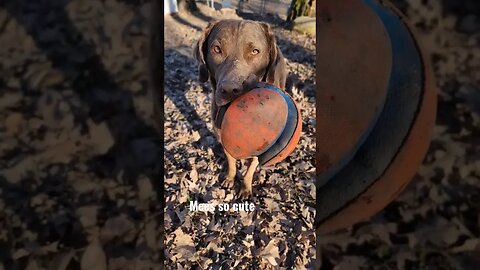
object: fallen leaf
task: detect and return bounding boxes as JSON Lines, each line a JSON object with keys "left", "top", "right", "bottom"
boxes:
{"left": 47, "top": 250, "right": 74, "bottom": 270}
{"left": 173, "top": 227, "right": 196, "bottom": 257}
{"left": 101, "top": 214, "right": 135, "bottom": 241}
{"left": 137, "top": 176, "right": 154, "bottom": 201}
{"left": 25, "top": 260, "right": 42, "bottom": 270}
{"left": 41, "top": 241, "right": 59, "bottom": 253}
{"left": 5, "top": 112, "right": 24, "bottom": 136}
{"left": 87, "top": 119, "right": 114, "bottom": 155}
{"left": 192, "top": 131, "right": 201, "bottom": 142}
{"left": 12, "top": 248, "right": 29, "bottom": 260}
{"left": 81, "top": 239, "right": 107, "bottom": 270}
{"left": 451, "top": 238, "right": 480, "bottom": 253}
{"left": 190, "top": 168, "right": 198, "bottom": 182}
{"left": 258, "top": 240, "right": 279, "bottom": 266}
{"left": 76, "top": 206, "right": 99, "bottom": 228}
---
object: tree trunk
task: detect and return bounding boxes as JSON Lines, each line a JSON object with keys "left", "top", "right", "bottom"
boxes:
{"left": 177, "top": 0, "right": 199, "bottom": 12}
{"left": 287, "top": 0, "right": 314, "bottom": 22}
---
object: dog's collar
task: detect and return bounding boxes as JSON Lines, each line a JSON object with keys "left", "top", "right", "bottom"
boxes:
{"left": 214, "top": 104, "right": 229, "bottom": 129}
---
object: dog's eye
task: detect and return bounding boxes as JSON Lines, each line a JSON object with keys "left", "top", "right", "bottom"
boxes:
{"left": 252, "top": 49, "right": 260, "bottom": 55}
{"left": 213, "top": 45, "right": 222, "bottom": 54}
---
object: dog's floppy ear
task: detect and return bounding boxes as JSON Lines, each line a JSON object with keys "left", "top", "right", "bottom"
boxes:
{"left": 193, "top": 21, "right": 217, "bottom": 83}
{"left": 260, "top": 22, "right": 287, "bottom": 89}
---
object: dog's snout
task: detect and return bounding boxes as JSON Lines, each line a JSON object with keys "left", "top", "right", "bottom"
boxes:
{"left": 215, "top": 80, "right": 245, "bottom": 106}
{"left": 218, "top": 81, "right": 242, "bottom": 95}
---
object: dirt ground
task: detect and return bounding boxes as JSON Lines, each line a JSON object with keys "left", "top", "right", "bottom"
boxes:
{"left": 164, "top": 3, "right": 316, "bottom": 269}
{"left": 0, "top": 0, "right": 479, "bottom": 269}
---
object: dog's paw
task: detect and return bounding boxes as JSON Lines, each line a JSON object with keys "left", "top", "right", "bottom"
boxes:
{"left": 238, "top": 186, "right": 252, "bottom": 200}
{"left": 222, "top": 175, "right": 235, "bottom": 189}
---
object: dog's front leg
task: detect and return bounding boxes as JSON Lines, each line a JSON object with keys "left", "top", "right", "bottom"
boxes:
{"left": 239, "top": 157, "right": 259, "bottom": 199}
{"left": 222, "top": 148, "right": 237, "bottom": 188}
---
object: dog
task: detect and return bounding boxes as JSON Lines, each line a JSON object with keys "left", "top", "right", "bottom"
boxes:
{"left": 193, "top": 19, "right": 287, "bottom": 198}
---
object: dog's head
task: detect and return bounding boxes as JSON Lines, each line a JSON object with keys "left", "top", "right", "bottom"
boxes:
{"left": 193, "top": 19, "right": 286, "bottom": 106}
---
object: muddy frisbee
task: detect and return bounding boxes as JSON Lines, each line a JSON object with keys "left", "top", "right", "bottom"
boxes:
{"left": 215, "top": 83, "right": 302, "bottom": 166}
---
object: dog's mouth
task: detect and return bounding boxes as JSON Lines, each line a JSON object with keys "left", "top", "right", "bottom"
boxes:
{"left": 215, "top": 88, "right": 240, "bottom": 107}
{"left": 215, "top": 97, "right": 233, "bottom": 107}
{"left": 215, "top": 76, "right": 260, "bottom": 106}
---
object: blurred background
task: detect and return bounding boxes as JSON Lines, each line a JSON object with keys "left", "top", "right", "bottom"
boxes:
{"left": 319, "top": 1, "right": 480, "bottom": 269}
{"left": 0, "top": 1, "right": 161, "bottom": 269}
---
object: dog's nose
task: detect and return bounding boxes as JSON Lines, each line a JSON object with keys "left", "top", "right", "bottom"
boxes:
{"left": 218, "top": 81, "right": 242, "bottom": 95}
